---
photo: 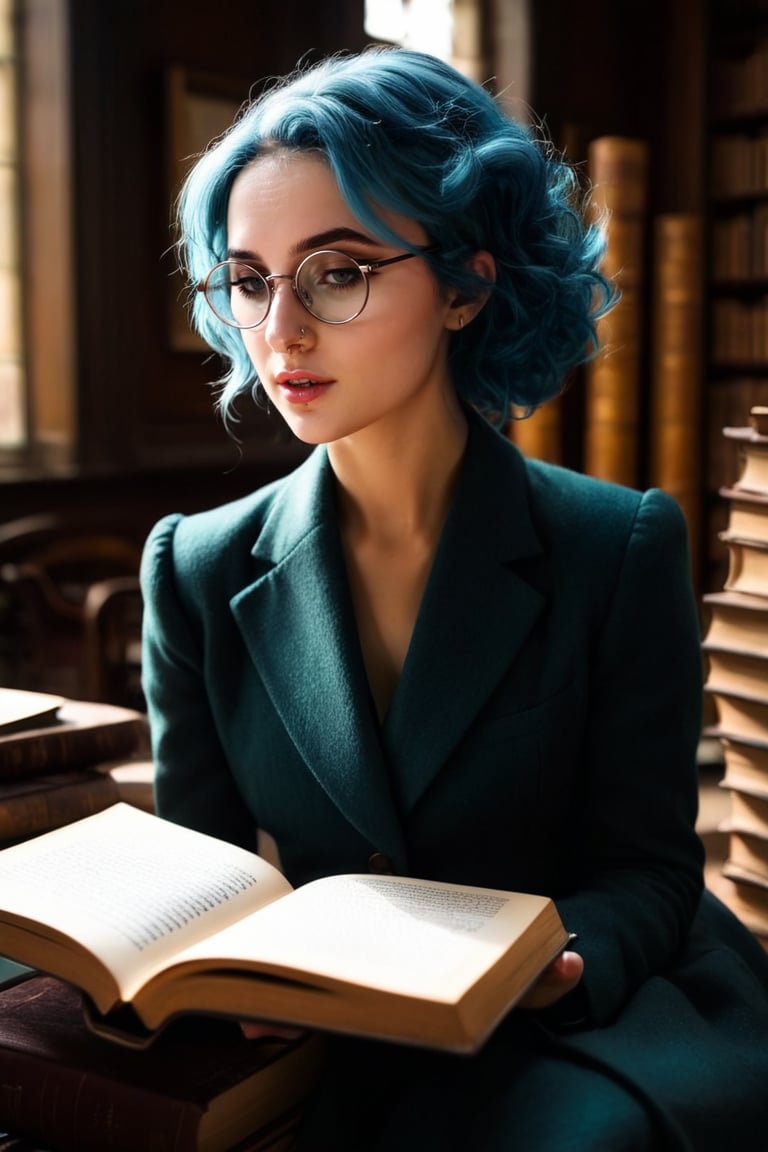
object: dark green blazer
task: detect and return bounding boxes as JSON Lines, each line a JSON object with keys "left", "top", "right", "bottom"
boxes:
{"left": 141, "top": 410, "right": 768, "bottom": 1150}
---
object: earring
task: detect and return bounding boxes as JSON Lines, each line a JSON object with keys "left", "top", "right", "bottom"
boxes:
{"left": 458, "top": 316, "right": 465, "bottom": 329}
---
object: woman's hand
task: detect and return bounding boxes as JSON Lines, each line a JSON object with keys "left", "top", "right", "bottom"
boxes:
{"left": 518, "top": 949, "right": 585, "bottom": 1011}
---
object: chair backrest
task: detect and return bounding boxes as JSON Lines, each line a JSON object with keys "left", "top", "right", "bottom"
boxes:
{"left": 82, "top": 575, "right": 144, "bottom": 709}
{"left": 0, "top": 513, "right": 144, "bottom": 706}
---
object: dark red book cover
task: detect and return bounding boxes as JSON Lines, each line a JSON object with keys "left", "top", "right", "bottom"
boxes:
{"left": 0, "top": 974, "right": 322, "bottom": 1152}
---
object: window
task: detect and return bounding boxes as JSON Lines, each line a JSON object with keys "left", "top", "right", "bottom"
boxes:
{"left": 365, "top": 0, "right": 453, "bottom": 61}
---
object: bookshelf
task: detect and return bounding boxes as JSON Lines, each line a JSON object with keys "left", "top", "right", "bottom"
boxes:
{"left": 702, "top": 407, "right": 768, "bottom": 943}
{"left": 707, "top": 0, "right": 768, "bottom": 592}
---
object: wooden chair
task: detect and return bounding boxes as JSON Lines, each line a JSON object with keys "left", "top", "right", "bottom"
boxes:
{"left": 82, "top": 575, "right": 144, "bottom": 709}
{"left": 0, "top": 512, "right": 144, "bottom": 707}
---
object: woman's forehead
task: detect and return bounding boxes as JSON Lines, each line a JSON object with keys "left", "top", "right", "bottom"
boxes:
{"left": 227, "top": 150, "right": 426, "bottom": 252}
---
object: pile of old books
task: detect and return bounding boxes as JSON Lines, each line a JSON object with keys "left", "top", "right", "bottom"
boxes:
{"left": 702, "top": 406, "right": 768, "bottom": 942}
{"left": 0, "top": 971, "right": 324, "bottom": 1152}
{"left": 0, "top": 696, "right": 326, "bottom": 1152}
{"left": 0, "top": 686, "right": 151, "bottom": 847}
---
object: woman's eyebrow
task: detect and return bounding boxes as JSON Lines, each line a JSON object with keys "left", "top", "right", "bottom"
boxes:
{"left": 226, "top": 228, "right": 380, "bottom": 264}
{"left": 291, "top": 228, "right": 379, "bottom": 254}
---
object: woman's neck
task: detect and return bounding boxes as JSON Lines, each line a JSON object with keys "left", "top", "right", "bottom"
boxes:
{"left": 329, "top": 394, "right": 468, "bottom": 545}
{"left": 328, "top": 392, "right": 468, "bottom": 722}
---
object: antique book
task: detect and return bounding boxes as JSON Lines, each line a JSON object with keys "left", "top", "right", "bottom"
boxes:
{"left": 723, "top": 419, "right": 768, "bottom": 496}
{"left": 702, "top": 589, "right": 768, "bottom": 655}
{"left": 0, "top": 689, "right": 64, "bottom": 735}
{"left": 0, "top": 972, "right": 322, "bottom": 1152}
{"left": 0, "top": 768, "right": 120, "bottom": 843}
{"left": 0, "top": 695, "right": 148, "bottom": 779}
{"left": 720, "top": 533, "right": 768, "bottom": 599}
{"left": 0, "top": 803, "right": 570, "bottom": 1054}
{"left": 506, "top": 397, "right": 564, "bottom": 465}
{"left": 648, "top": 212, "right": 703, "bottom": 570}
{"left": 720, "top": 487, "right": 768, "bottom": 545}
{"left": 704, "top": 689, "right": 768, "bottom": 745}
{"left": 583, "top": 135, "right": 649, "bottom": 487}
{"left": 704, "top": 646, "right": 768, "bottom": 704}
{"left": 719, "top": 736, "right": 768, "bottom": 799}
{"left": 722, "top": 787, "right": 768, "bottom": 840}
{"left": 723, "top": 828, "right": 768, "bottom": 888}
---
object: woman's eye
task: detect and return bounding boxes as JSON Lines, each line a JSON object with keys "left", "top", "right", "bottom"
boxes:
{"left": 232, "top": 275, "right": 268, "bottom": 299}
{"left": 323, "top": 266, "right": 363, "bottom": 289}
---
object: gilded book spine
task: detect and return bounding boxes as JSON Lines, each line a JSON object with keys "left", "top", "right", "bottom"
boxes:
{"left": 506, "top": 399, "right": 563, "bottom": 464}
{"left": 584, "top": 136, "right": 649, "bottom": 487}
{"left": 649, "top": 213, "right": 704, "bottom": 577}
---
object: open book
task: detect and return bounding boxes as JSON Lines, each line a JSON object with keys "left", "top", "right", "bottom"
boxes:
{"left": 0, "top": 803, "right": 571, "bottom": 1053}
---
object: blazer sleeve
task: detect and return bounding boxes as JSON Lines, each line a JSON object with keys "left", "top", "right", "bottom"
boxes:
{"left": 140, "top": 513, "right": 258, "bottom": 851}
{"left": 553, "top": 487, "right": 705, "bottom": 1028}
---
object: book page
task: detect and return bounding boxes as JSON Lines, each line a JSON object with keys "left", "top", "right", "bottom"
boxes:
{"left": 0, "top": 688, "right": 64, "bottom": 732}
{"left": 160, "top": 873, "right": 556, "bottom": 1002}
{"left": 0, "top": 803, "right": 293, "bottom": 999}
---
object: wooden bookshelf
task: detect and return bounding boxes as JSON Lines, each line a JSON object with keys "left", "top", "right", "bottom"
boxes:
{"left": 706, "top": 1, "right": 768, "bottom": 592}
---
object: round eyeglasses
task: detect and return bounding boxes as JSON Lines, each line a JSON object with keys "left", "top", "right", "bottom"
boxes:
{"left": 197, "top": 248, "right": 435, "bottom": 329}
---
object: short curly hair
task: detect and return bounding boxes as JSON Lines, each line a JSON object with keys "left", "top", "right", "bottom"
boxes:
{"left": 177, "top": 46, "right": 616, "bottom": 428}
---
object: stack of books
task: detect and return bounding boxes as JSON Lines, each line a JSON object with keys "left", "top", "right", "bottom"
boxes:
{"left": 702, "top": 406, "right": 768, "bottom": 941}
{"left": 0, "top": 801, "right": 572, "bottom": 1150}
{"left": 0, "top": 970, "right": 324, "bottom": 1152}
{"left": 0, "top": 687, "right": 150, "bottom": 847}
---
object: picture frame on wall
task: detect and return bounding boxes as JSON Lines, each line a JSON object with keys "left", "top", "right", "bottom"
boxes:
{"left": 165, "top": 66, "right": 245, "bottom": 353}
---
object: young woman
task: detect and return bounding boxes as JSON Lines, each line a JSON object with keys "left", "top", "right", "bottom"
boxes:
{"left": 140, "top": 47, "right": 768, "bottom": 1150}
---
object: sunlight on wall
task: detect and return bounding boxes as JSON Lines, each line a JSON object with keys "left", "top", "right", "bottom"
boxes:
{"left": 0, "top": 0, "right": 23, "bottom": 447}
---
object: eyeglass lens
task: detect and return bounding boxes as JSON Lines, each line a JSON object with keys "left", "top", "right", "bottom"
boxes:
{"left": 203, "top": 252, "right": 371, "bottom": 328}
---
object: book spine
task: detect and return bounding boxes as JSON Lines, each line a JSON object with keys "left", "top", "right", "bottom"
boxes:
{"left": 0, "top": 773, "right": 120, "bottom": 841}
{"left": 725, "top": 829, "right": 768, "bottom": 887}
{"left": 648, "top": 213, "right": 703, "bottom": 578}
{"left": 506, "top": 398, "right": 563, "bottom": 464}
{"left": 704, "top": 607, "right": 768, "bottom": 652}
{"left": 727, "top": 798, "right": 768, "bottom": 838}
{"left": 0, "top": 722, "right": 145, "bottom": 780}
{"left": 0, "top": 1053, "right": 199, "bottom": 1152}
{"left": 705, "top": 646, "right": 768, "bottom": 700}
{"left": 722, "top": 535, "right": 768, "bottom": 597}
{"left": 705, "top": 689, "right": 768, "bottom": 745}
{"left": 583, "top": 136, "right": 649, "bottom": 487}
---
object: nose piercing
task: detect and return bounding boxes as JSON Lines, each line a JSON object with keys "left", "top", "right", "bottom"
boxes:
{"left": 300, "top": 327, "right": 305, "bottom": 339}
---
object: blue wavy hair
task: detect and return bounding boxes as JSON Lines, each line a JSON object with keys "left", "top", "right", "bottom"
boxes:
{"left": 177, "top": 46, "right": 616, "bottom": 428}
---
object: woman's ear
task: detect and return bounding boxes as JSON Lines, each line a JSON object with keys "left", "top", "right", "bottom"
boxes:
{"left": 447, "top": 250, "right": 496, "bottom": 331}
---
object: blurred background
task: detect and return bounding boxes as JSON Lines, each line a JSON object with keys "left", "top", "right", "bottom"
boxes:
{"left": 0, "top": 0, "right": 767, "bottom": 940}
{"left": 0, "top": 0, "right": 755, "bottom": 691}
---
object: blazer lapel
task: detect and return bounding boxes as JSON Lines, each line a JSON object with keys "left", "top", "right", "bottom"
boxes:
{"left": 230, "top": 449, "right": 408, "bottom": 868}
{"left": 383, "top": 413, "right": 546, "bottom": 811}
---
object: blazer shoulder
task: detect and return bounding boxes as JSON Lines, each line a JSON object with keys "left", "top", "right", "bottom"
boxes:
{"left": 142, "top": 451, "right": 324, "bottom": 590}
{"left": 522, "top": 456, "right": 689, "bottom": 559}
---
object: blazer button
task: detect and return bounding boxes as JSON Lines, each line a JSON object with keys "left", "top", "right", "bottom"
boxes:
{"left": 368, "top": 852, "right": 394, "bottom": 875}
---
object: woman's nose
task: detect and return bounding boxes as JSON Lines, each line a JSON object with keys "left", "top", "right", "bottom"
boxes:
{"left": 262, "top": 280, "right": 310, "bottom": 351}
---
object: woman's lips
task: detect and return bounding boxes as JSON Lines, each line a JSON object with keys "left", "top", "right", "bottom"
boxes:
{"left": 274, "top": 371, "right": 335, "bottom": 405}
